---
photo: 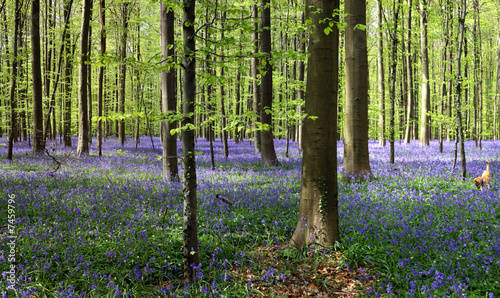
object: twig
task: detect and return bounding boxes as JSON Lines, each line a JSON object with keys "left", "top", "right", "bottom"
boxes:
{"left": 162, "top": 206, "right": 169, "bottom": 225}
{"left": 216, "top": 194, "right": 233, "bottom": 206}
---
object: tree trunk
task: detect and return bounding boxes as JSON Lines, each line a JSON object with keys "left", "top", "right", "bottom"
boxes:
{"left": 389, "top": 0, "right": 402, "bottom": 164}
{"left": 87, "top": 3, "right": 93, "bottom": 144}
{"left": 251, "top": 4, "right": 261, "bottom": 153}
{"left": 404, "top": 0, "right": 413, "bottom": 144}
{"left": 7, "top": 0, "right": 21, "bottom": 160}
{"left": 160, "top": 0, "right": 179, "bottom": 181}
{"left": 97, "top": 0, "right": 106, "bottom": 156}
{"left": 76, "top": 0, "right": 91, "bottom": 156}
{"left": 182, "top": 0, "right": 199, "bottom": 283}
{"left": 118, "top": 3, "right": 128, "bottom": 146}
{"left": 475, "top": 0, "right": 483, "bottom": 149}
{"left": 259, "top": 0, "right": 278, "bottom": 166}
{"left": 377, "top": 0, "right": 385, "bottom": 147}
{"left": 455, "top": 1, "right": 467, "bottom": 179}
{"left": 291, "top": 0, "right": 339, "bottom": 249}
{"left": 220, "top": 12, "right": 229, "bottom": 158}
{"left": 344, "top": 0, "right": 371, "bottom": 179}
{"left": 496, "top": 27, "right": 500, "bottom": 139}
{"left": 296, "top": 12, "right": 305, "bottom": 152}
{"left": 419, "top": 0, "right": 430, "bottom": 146}
{"left": 32, "top": 0, "right": 45, "bottom": 152}
{"left": 204, "top": 11, "right": 215, "bottom": 170}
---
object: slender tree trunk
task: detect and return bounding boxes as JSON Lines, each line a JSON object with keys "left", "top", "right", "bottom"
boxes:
{"left": 87, "top": 2, "right": 93, "bottom": 144}
{"left": 404, "top": 0, "right": 413, "bottom": 144}
{"left": 251, "top": 4, "right": 261, "bottom": 153}
{"left": 182, "top": 0, "right": 199, "bottom": 283}
{"left": 7, "top": 0, "right": 21, "bottom": 160}
{"left": 160, "top": 0, "right": 179, "bottom": 180}
{"left": 475, "top": 0, "right": 483, "bottom": 149}
{"left": 377, "top": 0, "right": 385, "bottom": 147}
{"left": 259, "top": 0, "right": 278, "bottom": 166}
{"left": 76, "top": 0, "right": 91, "bottom": 156}
{"left": 455, "top": 1, "right": 467, "bottom": 179}
{"left": 344, "top": 0, "right": 371, "bottom": 179}
{"left": 389, "top": 0, "right": 402, "bottom": 164}
{"left": 204, "top": 11, "right": 215, "bottom": 170}
{"left": 291, "top": 0, "right": 339, "bottom": 249}
{"left": 32, "top": 0, "right": 45, "bottom": 152}
{"left": 296, "top": 12, "right": 305, "bottom": 152}
{"left": 118, "top": 3, "right": 128, "bottom": 146}
{"left": 496, "top": 28, "right": 500, "bottom": 139}
{"left": 220, "top": 12, "right": 229, "bottom": 158}
{"left": 419, "top": 0, "right": 430, "bottom": 146}
{"left": 97, "top": 0, "right": 106, "bottom": 156}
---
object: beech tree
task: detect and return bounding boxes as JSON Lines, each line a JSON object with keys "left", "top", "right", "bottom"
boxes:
{"left": 259, "top": 0, "right": 278, "bottom": 166}
{"left": 291, "top": 0, "right": 340, "bottom": 249}
{"left": 344, "top": 0, "right": 371, "bottom": 179}
{"left": 419, "top": 0, "right": 430, "bottom": 146}
{"left": 32, "top": 0, "right": 45, "bottom": 153}
{"left": 76, "top": 0, "right": 91, "bottom": 156}
{"left": 181, "top": 0, "right": 199, "bottom": 282}
{"left": 160, "top": 0, "right": 179, "bottom": 181}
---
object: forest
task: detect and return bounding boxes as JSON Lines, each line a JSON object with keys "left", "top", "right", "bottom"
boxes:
{"left": 1, "top": 0, "right": 500, "bottom": 296}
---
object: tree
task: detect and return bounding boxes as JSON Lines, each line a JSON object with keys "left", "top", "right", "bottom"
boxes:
{"left": 377, "top": 0, "right": 386, "bottom": 147}
{"left": 181, "top": 0, "right": 199, "bottom": 282}
{"left": 388, "top": 0, "right": 402, "bottom": 164}
{"left": 251, "top": 3, "right": 261, "bottom": 153}
{"left": 291, "top": 0, "right": 340, "bottom": 249}
{"left": 76, "top": 0, "right": 92, "bottom": 156}
{"left": 259, "top": 0, "right": 278, "bottom": 166}
{"left": 453, "top": 0, "right": 467, "bottom": 179}
{"left": 403, "top": 0, "right": 414, "bottom": 144}
{"left": 97, "top": 0, "right": 106, "bottom": 156}
{"left": 32, "top": 0, "right": 45, "bottom": 153}
{"left": 7, "top": 0, "right": 21, "bottom": 160}
{"left": 118, "top": 2, "right": 129, "bottom": 146}
{"left": 419, "top": 0, "right": 430, "bottom": 146}
{"left": 344, "top": 0, "right": 371, "bottom": 179}
{"left": 160, "top": 0, "right": 179, "bottom": 181}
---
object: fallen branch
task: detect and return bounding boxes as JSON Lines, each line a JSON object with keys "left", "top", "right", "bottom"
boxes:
{"left": 215, "top": 194, "right": 233, "bottom": 206}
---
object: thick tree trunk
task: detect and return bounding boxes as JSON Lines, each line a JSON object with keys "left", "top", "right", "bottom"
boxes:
{"left": 118, "top": 3, "right": 128, "bottom": 146}
{"left": 76, "top": 0, "right": 91, "bottom": 156}
{"left": 419, "top": 0, "right": 430, "bottom": 146}
{"left": 259, "top": 0, "right": 278, "bottom": 166}
{"left": 251, "top": 4, "right": 261, "bottom": 153}
{"left": 344, "top": 0, "right": 371, "bottom": 179}
{"left": 160, "top": 0, "right": 179, "bottom": 181}
{"left": 291, "top": 0, "right": 339, "bottom": 249}
{"left": 377, "top": 0, "right": 385, "bottom": 147}
{"left": 182, "top": 0, "right": 199, "bottom": 283}
{"left": 97, "top": 0, "right": 106, "bottom": 156}
{"left": 32, "top": 0, "right": 45, "bottom": 152}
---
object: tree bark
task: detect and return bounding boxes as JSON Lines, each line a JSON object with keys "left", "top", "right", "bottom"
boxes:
{"left": 76, "top": 0, "right": 91, "bottom": 156}
{"left": 181, "top": 0, "right": 199, "bottom": 283}
{"left": 344, "top": 0, "right": 371, "bottom": 179}
{"left": 419, "top": 0, "right": 430, "bottom": 146}
{"left": 291, "top": 0, "right": 339, "bottom": 249}
{"left": 296, "top": 11, "right": 305, "bottom": 152}
{"left": 97, "top": 0, "right": 106, "bottom": 156}
{"left": 259, "top": 0, "right": 278, "bottom": 166}
{"left": 220, "top": 12, "right": 229, "bottom": 158}
{"left": 32, "top": 0, "right": 45, "bottom": 152}
{"left": 160, "top": 0, "right": 179, "bottom": 180}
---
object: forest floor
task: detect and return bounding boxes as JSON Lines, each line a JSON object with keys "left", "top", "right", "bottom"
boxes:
{"left": 0, "top": 136, "right": 499, "bottom": 297}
